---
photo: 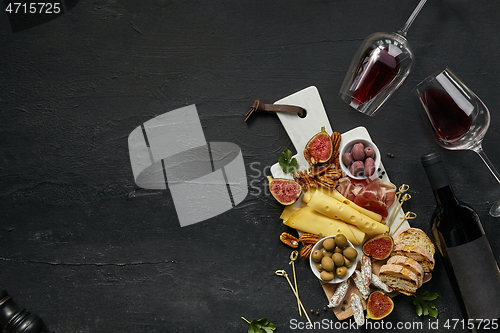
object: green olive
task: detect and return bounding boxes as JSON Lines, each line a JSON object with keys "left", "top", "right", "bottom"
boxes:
{"left": 320, "top": 270, "right": 335, "bottom": 281}
{"left": 332, "top": 252, "right": 345, "bottom": 267}
{"left": 311, "top": 250, "right": 323, "bottom": 263}
{"left": 322, "top": 238, "right": 335, "bottom": 251}
{"left": 321, "top": 256, "right": 335, "bottom": 272}
{"left": 343, "top": 247, "right": 358, "bottom": 260}
{"left": 335, "top": 234, "right": 348, "bottom": 249}
{"left": 344, "top": 257, "right": 353, "bottom": 268}
{"left": 334, "top": 246, "right": 343, "bottom": 254}
{"left": 314, "top": 262, "right": 323, "bottom": 271}
{"left": 336, "top": 266, "right": 348, "bottom": 278}
{"left": 321, "top": 248, "right": 333, "bottom": 258}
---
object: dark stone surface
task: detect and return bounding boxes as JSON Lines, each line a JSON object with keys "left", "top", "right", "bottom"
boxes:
{"left": 1, "top": 1, "right": 499, "bottom": 332}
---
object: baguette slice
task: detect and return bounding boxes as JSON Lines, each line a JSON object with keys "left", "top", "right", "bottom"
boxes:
{"left": 393, "top": 227, "right": 435, "bottom": 256}
{"left": 387, "top": 255, "right": 424, "bottom": 287}
{"left": 391, "top": 244, "right": 435, "bottom": 273}
{"left": 379, "top": 263, "right": 419, "bottom": 296}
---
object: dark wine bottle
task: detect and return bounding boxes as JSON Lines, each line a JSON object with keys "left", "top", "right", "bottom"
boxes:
{"left": 421, "top": 152, "right": 500, "bottom": 330}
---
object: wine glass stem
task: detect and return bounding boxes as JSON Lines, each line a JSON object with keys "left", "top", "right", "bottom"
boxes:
{"left": 471, "top": 143, "right": 500, "bottom": 184}
{"left": 398, "top": 0, "right": 428, "bottom": 37}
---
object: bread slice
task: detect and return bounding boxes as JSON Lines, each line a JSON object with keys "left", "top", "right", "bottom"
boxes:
{"left": 391, "top": 244, "right": 435, "bottom": 273}
{"left": 379, "top": 263, "right": 419, "bottom": 296}
{"left": 387, "top": 255, "right": 424, "bottom": 287}
{"left": 393, "top": 227, "right": 435, "bottom": 256}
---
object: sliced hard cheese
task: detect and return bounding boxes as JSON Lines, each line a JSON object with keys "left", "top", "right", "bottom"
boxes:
{"left": 307, "top": 190, "right": 389, "bottom": 237}
{"left": 346, "top": 224, "right": 366, "bottom": 245}
{"left": 283, "top": 206, "right": 365, "bottom": 245}
{"left": 302, "top": 188, "right": 316, "bottom": 204}
{"left": 327, "top": 190, "right": 383, "bottom": 222}
{"left": 280, "top": 205, "right": 301, "bottom": 222}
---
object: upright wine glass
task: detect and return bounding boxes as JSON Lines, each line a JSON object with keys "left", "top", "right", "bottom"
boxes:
{"left": 339, "top": 0, "right": 427, "bottom": 116}
{"left": 415, "top": 68, "right": 500, "bottom": 217}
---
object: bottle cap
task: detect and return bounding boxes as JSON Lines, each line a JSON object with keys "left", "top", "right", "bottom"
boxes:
{"left": 421, "top": 152, "right": 441, "bottom": 167}
{"left": 421, "top": 152, "right": 449, "bottom": 190}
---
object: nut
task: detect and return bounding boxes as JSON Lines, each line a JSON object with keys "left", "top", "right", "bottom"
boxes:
{"left": 280, "top": 232, "right": 299, "bottom": 248}
{"left": 299, "top": 233, "right": 320, "bottom": 244}
{"left": 331, "top": 132, "right": 341, "bottom": 152}
{"left": 304, "top": 147, "right": 319, "bottom": 165}
{"left": 308, "top": 164, "right": 330, "bottom": 177}
{"left": 300, "top": 243, "right": 314, "bottom": 258}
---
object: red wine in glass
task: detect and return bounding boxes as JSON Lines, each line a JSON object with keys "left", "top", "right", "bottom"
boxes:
{"left": 339, "top": 0, "right": 428, "bottom": 116}
{"left": 350, "top": 46, "right": 400, "bottom": 106}
{"left": 421, "top": 87, "right": 472, "bottom": 142}
{"left": 415, "top": 68, "right": 500, "bottom": 218}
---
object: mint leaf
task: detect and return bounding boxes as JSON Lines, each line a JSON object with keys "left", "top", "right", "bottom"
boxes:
{"left": 242, "top": 317, "right": 277, "bottom": 333}
{"left": 413, "top": 290, "right": 439, "bottom": 319}
{"left": 278, "top": 148, "right": 297, "bottom": 174}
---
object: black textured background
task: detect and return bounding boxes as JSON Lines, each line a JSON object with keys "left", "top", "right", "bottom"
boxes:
{"left": 1, "top": 1, "right": 499, "bottom": 332}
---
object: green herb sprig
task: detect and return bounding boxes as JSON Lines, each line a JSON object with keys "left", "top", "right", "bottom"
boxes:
{"left": 413, "top": 290, "right": 439, "bottom": 318}
{"left": 279, "top": 148, "right": 297, "bottom": 174}
{"left": 241, "top": 317, "right": 277, "bottom": 333}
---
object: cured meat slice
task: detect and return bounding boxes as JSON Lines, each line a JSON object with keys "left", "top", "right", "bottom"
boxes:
{"left": 337, "top": 177, "right": 396, "bottom": 218}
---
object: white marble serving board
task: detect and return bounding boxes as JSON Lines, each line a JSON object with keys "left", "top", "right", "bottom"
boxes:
{"left": 270, "top": 86, "right": 408, "bottom": 235}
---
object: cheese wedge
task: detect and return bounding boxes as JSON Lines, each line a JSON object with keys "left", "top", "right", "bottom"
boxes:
{"left": 280, "top": 205, "right": 301, "bottom": 222}
{"left": 327, "top": 189, "right": 383, "bottom": 222}
{"left": 302, "top": 188, "right": 316, "bottom": 204}
{"left": 283, "top": 206, "right": 365, "bottom": 245}
{"left": 307, "top": 190, "right": 389, "bottom": 237}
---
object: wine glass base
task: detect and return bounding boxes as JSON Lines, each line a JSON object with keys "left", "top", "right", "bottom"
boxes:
{"left": 488, "top": 199, "right": 500, "bottom": 217}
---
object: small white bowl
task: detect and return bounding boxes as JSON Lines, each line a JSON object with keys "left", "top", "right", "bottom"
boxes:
{"left": 339, "top": 138, "right": 381, "bottom": 180}
{"left": 309, "top": 236, "right": 361, "bottom": 284}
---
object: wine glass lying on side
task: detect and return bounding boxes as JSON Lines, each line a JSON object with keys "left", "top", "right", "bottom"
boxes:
{"left": 414, "top": 68, "right": 500, "bottom": 217}
{"left": 339, "top": 0, "right": 428, "bottom": 116}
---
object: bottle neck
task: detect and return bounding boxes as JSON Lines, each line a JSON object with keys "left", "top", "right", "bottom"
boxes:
{"left": 433, "top": 185, "right": 460, "bottom": 207}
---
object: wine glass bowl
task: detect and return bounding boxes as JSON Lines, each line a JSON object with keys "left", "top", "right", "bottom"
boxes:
{"left": 414, "top": 68, "right": 491, "bottom": 151}
{"left": 339, "top": 31, "right": 414, "bottom": 116}
{"left": 339, "top": 0, "right": 427, "bottom": 116}
{"left": 415, "top": 68, "right": 500, "bottom": 217}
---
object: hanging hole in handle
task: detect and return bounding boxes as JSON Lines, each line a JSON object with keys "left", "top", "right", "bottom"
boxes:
{"left": 298, "top": 109, "right": 307, "bottom": 118}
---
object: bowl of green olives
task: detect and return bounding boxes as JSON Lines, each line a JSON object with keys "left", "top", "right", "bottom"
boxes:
{"left": 309, "top": 234, "right": 361, "bottom": 284}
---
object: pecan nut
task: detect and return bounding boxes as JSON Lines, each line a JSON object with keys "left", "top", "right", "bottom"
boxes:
{"left": 300, "top": 243, "right": 314, "bottom": 258}
{"left": 280, "top": 232, "right": 299, "bottom": 248}
{"left": 308, "top": 163, "right": 330, "bottom": 176}
{"left": 331, "top": 131, "right": 342, "bottom": 152}
{"left": 304, "top": 147, "right": 318, "bottom": 165}
{"left": 299, "top": 233, "right": 320, "bottom": 244}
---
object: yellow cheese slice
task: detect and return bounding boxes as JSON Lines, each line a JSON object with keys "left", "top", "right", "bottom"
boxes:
{"left": 346, "top": 224, "right": 367, "bottom": 245}
{"left": 283, "top": 206, "right": 365, "bottom": 245}
{"left": 280, "top": 205, "right": 301, "bottom": 221}
{"left": 307, "top": 190, "right": 389, "bottom": 237}
{"left": 327, "top": 189, "right": 383, "bottom": 222}
{"left": 301, "top": 188, "right": 316, "bottom": 204}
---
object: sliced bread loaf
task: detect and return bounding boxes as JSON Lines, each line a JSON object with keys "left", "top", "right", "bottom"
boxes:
{"left": 378, "top": 263, "right": 419, "bottom": 296}
{"left": 393, "top": 227, "right": 435, "bottom": 256}
{"left": 391, "top": 244, "right": 435, "bottom": 273}
{"left": 387, "top": 255, "right": 424, "bottom": 287}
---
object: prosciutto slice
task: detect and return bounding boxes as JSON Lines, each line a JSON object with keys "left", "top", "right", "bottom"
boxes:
{"left": 337, "top": 177, "right": 396, "bottom": 218}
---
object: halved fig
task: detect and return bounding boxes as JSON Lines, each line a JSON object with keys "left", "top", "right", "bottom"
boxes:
{"left": 362, "top": 233, "right": 394, "bottom": 260}
{"left": 366, "top": 290, "right": 394, "bottom": 320}
{"left": 268, "top": 176, "right": 302, "bottom": 205}
{"left": 304, "top": 127, "right": 333, "bottom": 165}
